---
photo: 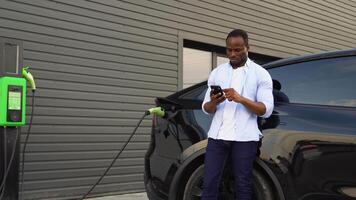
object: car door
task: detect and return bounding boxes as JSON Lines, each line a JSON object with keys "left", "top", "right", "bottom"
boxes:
{"left": 262, "top": 56, "right": 356, "bottom": 200}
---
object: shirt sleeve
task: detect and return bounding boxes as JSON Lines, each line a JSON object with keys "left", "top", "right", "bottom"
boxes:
{"left": 202, "top": 69, "right": 217, "bottom": 115}
{"left": 257, "top": 69, "right": 274, "bottom": 118}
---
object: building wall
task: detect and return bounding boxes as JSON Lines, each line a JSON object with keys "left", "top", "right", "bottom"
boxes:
{"left": 0, "top": 0, "right": 355, "bottom": 199}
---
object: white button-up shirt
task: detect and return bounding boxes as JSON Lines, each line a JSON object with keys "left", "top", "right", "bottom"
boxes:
{"left": 202, "top": 58, "right": 274, "bottom": 141}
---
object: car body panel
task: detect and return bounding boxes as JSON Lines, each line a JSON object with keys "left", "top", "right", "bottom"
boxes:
{"left": 262, "top": 103, "right": 356, "bottom": 199}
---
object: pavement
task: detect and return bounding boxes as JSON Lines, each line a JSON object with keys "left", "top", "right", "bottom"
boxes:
{"left": 89, "top": 192, "right": 149, "bottom": 200}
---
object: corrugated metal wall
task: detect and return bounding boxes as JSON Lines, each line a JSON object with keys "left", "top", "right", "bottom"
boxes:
{"left": 0, "top": 0, "right": 355, "bottom": 199}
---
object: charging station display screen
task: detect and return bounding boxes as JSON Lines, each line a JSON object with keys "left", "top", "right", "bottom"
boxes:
{"left": 8, "top": 91, "right": 21, "bottom": 110}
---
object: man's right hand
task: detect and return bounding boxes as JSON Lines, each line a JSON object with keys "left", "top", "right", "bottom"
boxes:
{"left": 203, "top": 89, "right": 226, "bottom": 114}
{"left": 210, "top": 90, "right": 226, "bottom": 105}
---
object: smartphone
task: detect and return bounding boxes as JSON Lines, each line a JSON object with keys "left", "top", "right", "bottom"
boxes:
{"left": 210, "top": 85, "right": 223, "bottom": 97}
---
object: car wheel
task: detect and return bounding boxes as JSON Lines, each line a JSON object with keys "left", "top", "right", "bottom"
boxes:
{"left": 183, "top": 164, "right": 275, "bottom": 200}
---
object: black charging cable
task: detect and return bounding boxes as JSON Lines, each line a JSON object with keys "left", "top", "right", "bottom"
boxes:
{"left": 0, "top": 127, "right": 19, "bottom": 199}
{"left": 79, "top": 112, "right": 148, "bottom": 200}
{"left": 20, "top": 91, "right": 36, "bottom": 200}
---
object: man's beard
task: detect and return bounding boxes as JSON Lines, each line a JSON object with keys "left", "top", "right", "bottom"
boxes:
{"left": 230, "top": 56, "right": 247, "bottom": 68}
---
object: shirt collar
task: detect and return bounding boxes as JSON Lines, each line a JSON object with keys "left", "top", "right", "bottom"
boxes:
{"left": 228, "top": 58, "right": 250, "bottom": 73}
{"left": 244, "top": 58, "right": 251, "bottom": 73}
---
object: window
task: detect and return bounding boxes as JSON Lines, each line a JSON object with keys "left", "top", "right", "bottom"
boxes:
{"left": 217, "top": 55, "right": 229, "bottom": 66}
{"left": 269, "top": 56, "right": 356, "bottom": 107}
{"left": 182, "top": 40, "right": 280, "bottom": 89}
{"left": 183, "top": 48, "right": 212, "bottom": 88}
{"left": 179, "top": 84, "right": 208, "bottom": 101}
{"left": 0, "top": 38, "right": 23, "bottom": 75}
{"left": 179, "top": 84, "right": 213, "bottom": 134}
{"left": 183, "top": 40, "right": 225, "bottom": 89}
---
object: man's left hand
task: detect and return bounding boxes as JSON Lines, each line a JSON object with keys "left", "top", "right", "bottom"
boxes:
{"left": 223, "top": 88, "right": 244, "bottom": 103}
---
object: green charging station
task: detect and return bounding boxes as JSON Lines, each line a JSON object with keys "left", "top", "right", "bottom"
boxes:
{"left": 0, "top": 77, "right": 26, "bottom": 126}
{"left": 0, "top": 38, "right": 36, "bottom": 200}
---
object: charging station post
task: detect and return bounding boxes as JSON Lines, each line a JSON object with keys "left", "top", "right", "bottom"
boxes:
{"left": 0, "top": 39, "right": 36, "bottom": 200}
{"left": 0, "top": 39, "right": 24, "bottom": 199}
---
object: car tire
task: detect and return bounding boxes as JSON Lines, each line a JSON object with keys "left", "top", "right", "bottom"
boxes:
{"left": 183, "top": 164, "right": 275, "bottom": 200}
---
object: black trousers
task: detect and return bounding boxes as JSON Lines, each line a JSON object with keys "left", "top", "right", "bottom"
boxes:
{"left": 202, "top": 138, "right": 258, "bottom": 200}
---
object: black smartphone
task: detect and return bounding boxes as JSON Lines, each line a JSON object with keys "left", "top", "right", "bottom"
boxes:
{"left": 210, "top": 85, "right": 223, "bottom": 97}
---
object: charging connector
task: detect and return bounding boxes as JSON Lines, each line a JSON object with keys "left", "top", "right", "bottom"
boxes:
{"left": 145, "top": 107, "right": 165, "bottom": 117}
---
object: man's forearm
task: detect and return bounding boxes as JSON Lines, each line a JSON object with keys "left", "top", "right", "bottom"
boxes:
{"left": 203, "top": 101, "right": 218, "bottom": 114}
{"left": 240, "top": 97, "right": 266, "bottom": 116}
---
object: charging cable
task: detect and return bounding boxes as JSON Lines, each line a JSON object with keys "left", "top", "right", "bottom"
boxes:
{"left": 19, "top": 91, "right": 35, "bottom": 200}
{"left": 79, "top": 107, "right": 165, "bottom": 200}
{"left": 20, "top": 66, "right": 37, "bottom": 200}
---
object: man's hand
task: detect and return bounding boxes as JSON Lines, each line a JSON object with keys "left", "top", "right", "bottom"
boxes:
{"left": 223, "top": 88, "right": 267, "bottom": 116}
{"left": 223, "top": 88, "right": 243, "bottom": 103}
{"left": 203, "top": 89, "right": 226, "bottom": 114}
{"left": 210, "top": 89, "right": 226, "bottom": 105}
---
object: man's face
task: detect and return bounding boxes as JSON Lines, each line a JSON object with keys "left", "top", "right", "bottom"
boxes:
{"left": 226, "top": 36, "right": 249, "bottom": 67}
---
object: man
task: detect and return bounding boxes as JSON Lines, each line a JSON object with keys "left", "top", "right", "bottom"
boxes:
{"left": 201, "top": 29, "right": 274, "bottom": 200}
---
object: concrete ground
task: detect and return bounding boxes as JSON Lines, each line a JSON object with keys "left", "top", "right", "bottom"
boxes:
{"left": 89, "top": 192, "right": 149, "bottom": 200}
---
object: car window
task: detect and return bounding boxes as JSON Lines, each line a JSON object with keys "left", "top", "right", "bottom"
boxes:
{"left": 269, "top": 56, "right": 356, "bottom": 107}
{"left": 179, "top": 84, "right": 208, "bottom": 101}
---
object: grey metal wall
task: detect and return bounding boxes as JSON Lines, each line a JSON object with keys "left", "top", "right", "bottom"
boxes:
{"left": 0, "top": 0, "right": 355, "bottom": 199}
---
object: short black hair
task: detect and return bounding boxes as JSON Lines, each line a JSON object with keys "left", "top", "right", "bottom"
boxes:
{"left": 226, "top": 29, "right": 249, "bottom": 47}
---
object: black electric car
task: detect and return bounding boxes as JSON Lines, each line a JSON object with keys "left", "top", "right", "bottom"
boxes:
{"left": 144, "top": 49, "right": 356, "bottom": 200}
